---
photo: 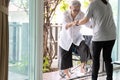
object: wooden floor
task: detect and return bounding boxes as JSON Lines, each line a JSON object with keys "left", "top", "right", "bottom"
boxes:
{"left": 43, "top": 69, "right": 120, "bottom": 80}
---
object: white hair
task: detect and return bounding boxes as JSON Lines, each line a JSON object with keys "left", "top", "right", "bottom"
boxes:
{"left": 69, "top": 0, "right": 81, "bottom": 7}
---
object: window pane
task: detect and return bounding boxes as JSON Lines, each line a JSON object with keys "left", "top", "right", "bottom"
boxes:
{"left": 8, "top": 0, "right": 30, "bottom": 80}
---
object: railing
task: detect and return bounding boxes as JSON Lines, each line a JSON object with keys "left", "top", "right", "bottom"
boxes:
{"left": 48, "top": 24, "right": 62, "bottom": 59}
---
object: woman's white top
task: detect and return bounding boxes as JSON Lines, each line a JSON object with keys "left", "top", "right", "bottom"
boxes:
{"left": 58, "top": 11, "right": 85, "bottom": 51}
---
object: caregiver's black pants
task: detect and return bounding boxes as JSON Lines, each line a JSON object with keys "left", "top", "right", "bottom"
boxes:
{"left": 92, "top": 40, "right": 115, "bottom": 80}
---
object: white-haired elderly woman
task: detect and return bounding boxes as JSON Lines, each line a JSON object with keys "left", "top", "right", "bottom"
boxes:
{"left": 58, "top": 0, "right": 91, "bottom": 79}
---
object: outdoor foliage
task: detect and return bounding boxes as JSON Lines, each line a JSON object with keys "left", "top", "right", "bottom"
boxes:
{"left": 43, "top": 0, "right": 63, "bottom": 72}
{"left": 59, "top": 0, "right": 69, "bottom": 12}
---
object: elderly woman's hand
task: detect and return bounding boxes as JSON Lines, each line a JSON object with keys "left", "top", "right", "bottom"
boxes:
{"left": 66, "top": 20, "right": 79, "bottom": 29}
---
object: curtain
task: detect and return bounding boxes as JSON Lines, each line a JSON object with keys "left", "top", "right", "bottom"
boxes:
{"left": 0, "top": 0, "right": 9, "bottom": 80}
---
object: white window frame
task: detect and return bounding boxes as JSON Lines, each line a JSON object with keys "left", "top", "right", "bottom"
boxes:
{"left": 29, "top": 0, "right": 43, "bottom": 80}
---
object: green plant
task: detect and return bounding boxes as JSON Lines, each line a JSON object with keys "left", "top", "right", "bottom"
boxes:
{"left": 59, "top": 0, "right": 69, "bottom": 12}
{"left": 43, "top": 56, "right": 50, "bottom": 72}
{"left": 43, "top": 0, "right": 62, "bottom": 72}
{"left": 83, "top": 0, "right": 90, "bottom": 8}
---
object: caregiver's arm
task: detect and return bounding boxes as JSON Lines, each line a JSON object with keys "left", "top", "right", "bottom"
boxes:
{"left": 77, "top": 17, "right": 89, "bottom": 25}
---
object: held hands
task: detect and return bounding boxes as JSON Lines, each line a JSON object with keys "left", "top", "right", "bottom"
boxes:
{"left": 66, "top": 20, "right": 79, "bottom": 29}
{"left": 72, "top": 20, "right": 79, "bottom": 26}
{"left": 75, "top": 20, "right": 79, "bottom": 26}
{"left": 66, "top": 17, "right": 89, "bottom": 29}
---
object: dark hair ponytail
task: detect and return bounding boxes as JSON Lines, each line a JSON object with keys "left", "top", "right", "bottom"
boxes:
{"left": 101, "top": 0, "right": 108, "bottom": 5}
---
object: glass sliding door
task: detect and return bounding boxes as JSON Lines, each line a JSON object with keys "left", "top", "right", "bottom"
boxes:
{"left": 8, "top": 0, "right": 43, "bottom": 80}
{"left": 9, "top": 0, "right": 35, "bottom": 80}
{"left": 8, "top": 0, "right": 31, "bottom": 80}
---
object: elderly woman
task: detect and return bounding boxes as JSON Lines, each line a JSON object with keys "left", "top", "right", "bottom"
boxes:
{"left": 58, "top": 0, "right": 91, "bottom": 79}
